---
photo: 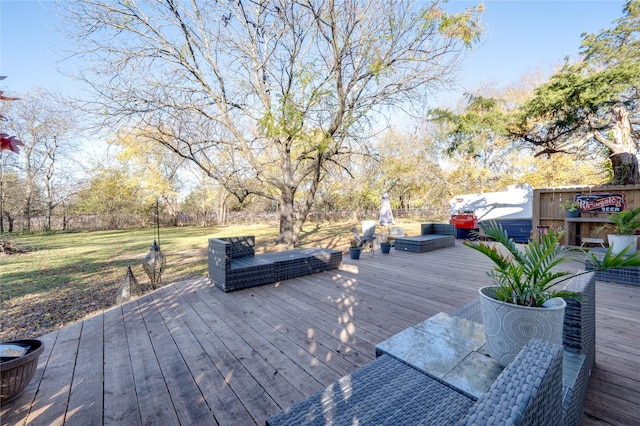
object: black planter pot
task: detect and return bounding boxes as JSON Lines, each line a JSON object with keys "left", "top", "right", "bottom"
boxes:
{"left": 380, "top": 242, "right": 391, "bottom": 254}
{"left": 349, "top": 247, "right": 362, "bottom": 259}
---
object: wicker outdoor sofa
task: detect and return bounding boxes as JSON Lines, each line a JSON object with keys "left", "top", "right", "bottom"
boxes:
{"left": 394, "top": 223, "right": 456, "bottom": 253}
{"left": 266, "top": 272, "right": 596, "bottom": 426}
{"left": 208, "top": 236, "right": 342, "bottom": 292}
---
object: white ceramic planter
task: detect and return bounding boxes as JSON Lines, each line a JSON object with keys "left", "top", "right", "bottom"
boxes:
{"left": 607, "top": 234, "right": 639, "bottom": 255}
{"left": 479, "top": 286, "right": 566, "bottom": 366}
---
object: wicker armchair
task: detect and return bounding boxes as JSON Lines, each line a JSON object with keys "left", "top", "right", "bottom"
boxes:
{"left": 266, "top": 339, "right": 563, "bottom": 426}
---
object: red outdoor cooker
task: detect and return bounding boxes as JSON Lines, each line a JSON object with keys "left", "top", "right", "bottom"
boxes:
{"left": 451, "top": 212, "right": 478, "bottom": 239}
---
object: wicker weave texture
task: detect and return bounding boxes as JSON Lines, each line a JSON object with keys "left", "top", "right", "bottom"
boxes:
{"left": 585, "top": 257, "right": 640, "bottom": 285}
{"left": 562, "top": 272, "right": 596, "bottom": 374}
{"left": 584, "top": 250, "right": 640, "bottom": 285}
{"left": 394, "top": 223, "right": 456, "bottom": 253}
{"left": 562, "top": 351, "right": 589, "bottom": 426}
{"left": 208, "top": 237, "right": 232, "bottom": 286}
{"left": 561, "top": 272, "right": 596, "bottom": 426}
{"left": 268, "top": 341, "right": 567, "bottom": 426}
{"left": 459, "top": 339, "right": 563, "bottom": 426}
{"left": 449, "top": 298, "right": 483, "bottom": 324}
{"left": 425, "top": 223, "right": 455, "bottom": 236}
{"left": 208, "top": 236, "right": 275, "bottom": 292}
{"left": 394, "top": 235, "right": 455, "bottom": 253}
{"left": 225, "top": 257, "right": 275, "bottom": 292}
{"left": 266, "top": 355, "right": 474, "bottom": 426}
{"left": 208, "top": 236, "right": 341, "bottom": 292}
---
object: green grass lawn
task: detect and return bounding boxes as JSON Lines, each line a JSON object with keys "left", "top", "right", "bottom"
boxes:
{"left": 0, "top": 220, "right": 426, "bottom": 340}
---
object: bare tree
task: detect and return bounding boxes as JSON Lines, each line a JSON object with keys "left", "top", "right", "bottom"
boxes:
{"left": 61, "top": 0, "right": 482, "bottom": 246}
{"left": 3, "top": 89, "right": 78, "bottom": 231}
{"left": 42, "top": 137, "right": 80, "bottom": 231}
{"left": 110, "top": 130, "right": 187, "bottom": 226}
{"left": 1, "top": 77, "right": 24, "bottom": 233}
{"left": 0, "top": 166, "right": 23, "bottom": 233}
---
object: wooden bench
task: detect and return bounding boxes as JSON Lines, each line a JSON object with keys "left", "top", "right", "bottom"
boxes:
{"left": 580, "top": 237, "right": 605, "bottom": 248}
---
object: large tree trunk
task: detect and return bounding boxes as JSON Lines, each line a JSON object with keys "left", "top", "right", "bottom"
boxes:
{"left": 217, "top": 193, "right": 229, "bottom": 226}
{"left": 4, "top": 212, "right": 14, "bottom": 232}
{"left": 608, "top": 106, "right": 639, "bottom": 184}
{"left": 22, "top": 192, "right": 32, "bottom": 232}
{"left": 45, "top": 200, "right": 53, "bottom": 231}
{"left": 0, "top": 185, "right": 4, "bottom": 234}
{"left": 610, "top": 152, "right": 640, "bottom": 185}
{"left": 278, "top": 188, "right": 296, "bottom": 248}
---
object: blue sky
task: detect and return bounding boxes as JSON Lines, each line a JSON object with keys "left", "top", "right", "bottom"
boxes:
{"left": 0, "top": 0, "right": 627, "bottom": 104}
{"left": 1, "top": 1, "right": 71, "bottom": 94}
{"left": 441, "top": 0, "right": 626, "bottom": 104}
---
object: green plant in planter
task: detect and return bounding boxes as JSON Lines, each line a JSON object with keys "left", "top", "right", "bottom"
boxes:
{"left": 465, "top": 221, "right": 640, "bottom": 307}
{"left": 596, "top": 207, "right": 640, "bottom": 235}
{"left": 560, "top": 200, "right": 580, "bottom": 212}
{"left": 381, "top": 235, "right": 394, "bottom": 245}
{"left": 349, "top": 239, "right": 362, "bottom": 259}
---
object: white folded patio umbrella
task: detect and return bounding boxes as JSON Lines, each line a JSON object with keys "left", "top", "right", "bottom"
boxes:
{"left": 379, "top": 193, "right": 395, "bottom": 226}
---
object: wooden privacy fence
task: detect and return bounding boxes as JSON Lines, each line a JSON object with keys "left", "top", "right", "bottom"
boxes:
{"left": 533, "top": 184, "right": 640, "bottom": 246}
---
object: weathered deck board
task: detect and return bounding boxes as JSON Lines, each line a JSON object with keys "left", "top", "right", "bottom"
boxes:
{"left": 28, "top": 321, "right": 83, "bottom": 426}
{"left": 163, "top": 285, "right": 259, "bottom": 425}
{"left": 66, "top": 315, "right": 104, "bottom": 425}
{"left": 102, "top": 306, "right": 141, "bottom": 426}
{"left": 120, "top": 298, "right": 178, "bottom": 425}
{"left": 1, "top": 243, "right": 638, "bottom": 425}
{"left": 182, "top": 282, "right": 307, "bottom": 420}
{"left": 582, "top": 278, "right": 640, "bottom": 426}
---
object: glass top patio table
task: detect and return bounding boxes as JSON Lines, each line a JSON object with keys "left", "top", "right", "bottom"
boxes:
{"left": 375, "top": 312, "right": 503, "bottom": 398}
{"left": 376, "top": 311, "right": 585, "bottom": 401}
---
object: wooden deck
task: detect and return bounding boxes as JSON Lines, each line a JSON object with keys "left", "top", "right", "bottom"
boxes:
{"left": 2, "top": 244, "right": 639, "bottom": 425}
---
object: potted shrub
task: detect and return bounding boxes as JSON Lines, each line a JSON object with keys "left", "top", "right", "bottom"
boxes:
{"left": 380, "top": 227, "right": 393, "bottom": 254}
{"left": 596, "top": 207, "right": 640, "bottom": 255}
{"left": 465, "top": 222, "right": 640, "bottom": 366}
{"left": 349, "top": 240, "right": 362, "bottom": 259}
{"left": 380, "top": 235, "right": 392, "bottom": 254}
{"left": 561, "top": 200, "right": 581, "bottom": 217}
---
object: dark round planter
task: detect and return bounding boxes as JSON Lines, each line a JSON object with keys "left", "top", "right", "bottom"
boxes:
{"left": 349, "top": 247, "right": 361, "bottom": 259}
{"left": 1, "top": 339, "right": 44, "bottom": 403}
{"left": 566, "top": 210, "right": 581, "bottom": 217}
{"left": 380, "top": 242, "right": 391, "bottom": 254}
